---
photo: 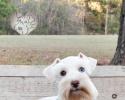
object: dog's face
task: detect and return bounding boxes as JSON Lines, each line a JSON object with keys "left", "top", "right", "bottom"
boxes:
{"left": 43, "top": 53, "right": 97, "bottom": 100}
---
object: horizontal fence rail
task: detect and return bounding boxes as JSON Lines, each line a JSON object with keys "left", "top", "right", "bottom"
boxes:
{"left": 0, "top": 65, "right": 124, "bottom": 100}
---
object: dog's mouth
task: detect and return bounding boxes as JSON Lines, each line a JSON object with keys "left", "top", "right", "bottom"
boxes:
{"left": 70, "top": 88, "right": 83, "bottom": 93}
{"left": 70, "top": 87, "right": 89, "bottom": 95}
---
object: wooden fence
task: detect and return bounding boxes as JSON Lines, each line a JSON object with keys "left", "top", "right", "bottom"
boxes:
{"left": 0, "top": 65, "right": 124, "bottom": 100}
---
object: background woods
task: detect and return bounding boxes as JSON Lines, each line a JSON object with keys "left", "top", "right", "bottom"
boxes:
{"left": 0, "top": 0, "right": 124, "bottom": 65}
{"left": 0, "top": 0, "right": 122, "bottom": 35}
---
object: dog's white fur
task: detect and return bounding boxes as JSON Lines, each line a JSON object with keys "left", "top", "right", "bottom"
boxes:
{"left": 39, "top": 53, "right": 98, "bottom": 100}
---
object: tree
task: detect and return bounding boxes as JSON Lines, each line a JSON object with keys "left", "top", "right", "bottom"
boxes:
{"left": 0, "top": 0, "right": 15, "bottom": 35}
{"left": 105, "top": 1, "right": 109, "bottom": 35}
{"left": 0, "top": 0, "right": 15, "bottom": 19}
{"left": 111, "top": 0, "right": 125, "bottom": 65}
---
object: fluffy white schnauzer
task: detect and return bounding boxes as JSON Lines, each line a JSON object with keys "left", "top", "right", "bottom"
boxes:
{"left": 40, "top": 53, "right": 98, "bottom": 100}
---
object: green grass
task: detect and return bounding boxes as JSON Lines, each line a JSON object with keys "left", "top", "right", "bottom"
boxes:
{"left": 0, "top": 35, "right": 118, "bottom": 64}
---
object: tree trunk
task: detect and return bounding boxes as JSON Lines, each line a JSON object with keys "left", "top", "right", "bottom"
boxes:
{"left": 111, "top": 0, "right": 125, "bottom": 65}
{"left": 105, "top": 5, "right": 109, "bottom": 35}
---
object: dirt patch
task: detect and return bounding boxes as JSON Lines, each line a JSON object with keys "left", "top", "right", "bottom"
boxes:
{"left": 97, "top": 58, "right": 110, "bottom": 65}
{"left": 0, "top": 47, "right": 62, "bottom": 65}
{"left": 0, "top": 47, "right": 111, "bottom": 65}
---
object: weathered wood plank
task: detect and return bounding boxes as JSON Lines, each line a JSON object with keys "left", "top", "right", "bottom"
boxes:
{"left": 0, "top": 65, "right": 125, "bottom": 77}
{"left": 0, "top": 65, "right": 124, "bottom": 100}
{"left": 92, "top": 66, "right": 125, "bottom": 77}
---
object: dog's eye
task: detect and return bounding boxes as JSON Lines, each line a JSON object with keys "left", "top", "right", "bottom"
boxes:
{"left": 79, "top": 67, "right": 85, "bottom": 72}
{"left": 60, "top": 70, "right": 66, "bottom": 76}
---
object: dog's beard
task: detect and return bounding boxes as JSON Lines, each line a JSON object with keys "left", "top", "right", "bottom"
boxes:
{"left": 69, "top": 87, "right": 92, "bottom": 100}
{"left": 59, "top": 84, "right": 92, "bottom": 100}
{"left": 59, "top": 84, "right": 70, "bottom": 100}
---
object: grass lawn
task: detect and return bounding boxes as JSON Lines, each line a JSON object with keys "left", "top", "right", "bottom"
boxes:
{"left": 0, "top": 35, "right": 117, "bottom": 65}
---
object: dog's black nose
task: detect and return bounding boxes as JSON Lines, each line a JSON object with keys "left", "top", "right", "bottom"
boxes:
{"left": 71, "top": 80, "right": 79, "bottom": 88}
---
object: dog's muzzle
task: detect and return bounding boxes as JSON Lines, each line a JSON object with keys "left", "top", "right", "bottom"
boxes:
{"left": 70, "top": 80, "right": 90, "bottom": 95}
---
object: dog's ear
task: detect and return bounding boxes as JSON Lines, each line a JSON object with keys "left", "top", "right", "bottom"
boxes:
{"left": 78, "top": 52, "right": 86, "bottom": 58}
{"left": 52, "top": 58, "right": 61, "bottom": 65}
{"left": 78, "top": 52, "right": 97, "bottom": 75}
{"left": 87, "top": 57, "right": 97, "bottom": 75}
{"left": 43, "top": 58, "right": 61, "bottom": 81}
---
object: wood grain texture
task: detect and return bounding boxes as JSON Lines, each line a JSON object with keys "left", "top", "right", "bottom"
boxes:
{"left": 0, "top": 65, "right": 124, "bottom": 100}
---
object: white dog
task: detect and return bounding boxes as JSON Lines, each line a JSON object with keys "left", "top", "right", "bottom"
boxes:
{"left": 39, "top": 53, "right": 98, "bottom": 100}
